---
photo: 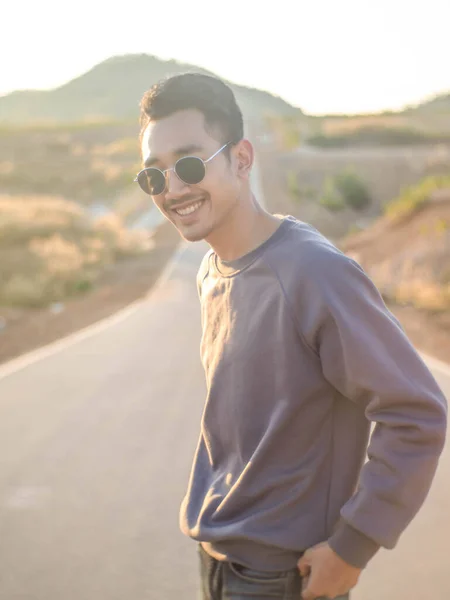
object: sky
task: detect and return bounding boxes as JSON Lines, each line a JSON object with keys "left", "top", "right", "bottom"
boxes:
{"left": 2, "top": 0, "right": 449, "bottom": 115}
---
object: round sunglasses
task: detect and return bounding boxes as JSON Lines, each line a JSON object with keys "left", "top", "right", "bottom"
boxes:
{"left": 135, "top": 142, "right": 231, "bottom": 196}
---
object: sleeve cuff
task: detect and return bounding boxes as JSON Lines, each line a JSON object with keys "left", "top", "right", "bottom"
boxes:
{"left": 328, "top": 522, "right": 380, "bottom": 568}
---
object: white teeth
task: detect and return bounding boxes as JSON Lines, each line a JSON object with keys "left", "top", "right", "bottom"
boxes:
{"left": 175, "top": 201, "right": 203, "bottom": 216}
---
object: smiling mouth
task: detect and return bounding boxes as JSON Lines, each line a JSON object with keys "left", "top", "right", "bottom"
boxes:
{"left": 172, "top": 199, "right": 205, "bottom": 217}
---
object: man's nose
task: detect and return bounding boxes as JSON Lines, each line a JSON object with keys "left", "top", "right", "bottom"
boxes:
{"left": 165, "top": 168, "right": 190, "bottom": 200}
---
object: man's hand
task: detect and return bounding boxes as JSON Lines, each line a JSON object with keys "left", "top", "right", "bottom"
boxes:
{"left": 297, "top": 542, "right": 361, "bottom": 599}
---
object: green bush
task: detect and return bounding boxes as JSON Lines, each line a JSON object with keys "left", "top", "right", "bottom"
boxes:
{"left": 319, "top": 178, "right": 346, "bottom": 212}
{"left": 319, "top": 170, "right": 371, "bottom": 212}
{"left": 333, "top": 169, "right": 371, "bottom": 211}
{"left": 302, "top": 186, "right": 317, "bottom": 200}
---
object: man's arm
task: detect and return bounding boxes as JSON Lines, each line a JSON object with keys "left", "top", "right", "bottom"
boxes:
{"left": 295, "top": 243, "right": 447, "bottom": 569}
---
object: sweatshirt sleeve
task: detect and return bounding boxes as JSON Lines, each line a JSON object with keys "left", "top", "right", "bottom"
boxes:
{"left": 295, "top": 242, "right": 447, "bottom": 568}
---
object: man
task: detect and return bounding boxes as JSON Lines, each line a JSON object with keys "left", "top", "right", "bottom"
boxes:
{"left": 136, "top": 73, "right": 447, "bottom": 599}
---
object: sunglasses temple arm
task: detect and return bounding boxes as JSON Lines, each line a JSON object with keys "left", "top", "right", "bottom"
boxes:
{"left": 204, "top": 142, "right": 231, "bottom": 163}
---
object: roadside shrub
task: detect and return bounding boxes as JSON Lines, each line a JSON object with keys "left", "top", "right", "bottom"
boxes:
{"left": 385, "top": 174, "right": 450, "bottom": 222}
{"left": 333, "top": 169, "right": 371, "bottom": 211}
{"left": 0, "top": 195, "right": 150, "bottom": 307}
{"left": 319, "top": 170, "right": 371, "bottom": 212}
{"left": 319, "top": 178, "right": 346, "bottom": 212}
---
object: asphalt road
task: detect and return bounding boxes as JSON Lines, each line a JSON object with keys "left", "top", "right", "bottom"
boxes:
{"left": 0, "top": 241, "right": 448, "bottom": 600}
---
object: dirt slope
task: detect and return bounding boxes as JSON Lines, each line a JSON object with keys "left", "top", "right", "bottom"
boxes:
{"left": 341, "top": 190, "right": 450, "bottom": 362}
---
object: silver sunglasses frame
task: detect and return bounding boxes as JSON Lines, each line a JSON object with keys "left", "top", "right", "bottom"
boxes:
{"left": 135, "top": 142, "right": 231, "bottom": 195}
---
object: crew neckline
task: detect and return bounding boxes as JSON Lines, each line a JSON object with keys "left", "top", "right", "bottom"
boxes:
{"left": 213, "top": 216, "right": 295, "bottom": 277}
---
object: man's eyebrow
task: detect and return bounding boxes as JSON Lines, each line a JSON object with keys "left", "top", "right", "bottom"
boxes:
{"left": 144, "top": 145, "right": 204, "bottom": 168}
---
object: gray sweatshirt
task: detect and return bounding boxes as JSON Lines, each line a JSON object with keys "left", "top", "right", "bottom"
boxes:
{"left": 179, "top": 216, "right": 447, "bottom": 570}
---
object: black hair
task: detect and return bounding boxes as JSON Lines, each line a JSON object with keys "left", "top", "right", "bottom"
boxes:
{"left": 139, "top": 73, "right": 244, "bottom": 149}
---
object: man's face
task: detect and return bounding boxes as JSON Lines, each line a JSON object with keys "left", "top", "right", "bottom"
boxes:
{"left": 141, "top": 109, "right": 241, "bottom": 242}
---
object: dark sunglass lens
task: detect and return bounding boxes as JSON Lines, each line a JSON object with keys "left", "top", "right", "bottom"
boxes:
{"left": 175, "top": 157, "right": 205, "bottom": 185}
{"left": 138, "top": 169, "right": 165, "bottom": 195}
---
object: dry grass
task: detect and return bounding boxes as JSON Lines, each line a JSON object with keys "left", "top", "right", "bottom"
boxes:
{"left": 0, "top": 195, "right": 151, "bottom": 308}
{"left": 0, "top": 220, "right": 181, "bottom": 366}
{"left": 0, "top": 123, "right": 141, "bottom": 203}
{"left": 384, "top": 174, "right": 450, "bottom": 222}
{"left": 321, "top": 115, "right": 410, "bottom": 135}
{"left": 322, "top": 113, "right": 450, "bottom": 136}
{"left": 343, "top": 188, "right": 450, "bottom": 311}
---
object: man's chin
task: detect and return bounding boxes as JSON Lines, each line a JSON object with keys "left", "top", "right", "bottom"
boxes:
{"left": 181, "top": 231, "right": 208, "bottom": 243}
{"left": 177, "top": 223, "right": 212, "bottom": 243}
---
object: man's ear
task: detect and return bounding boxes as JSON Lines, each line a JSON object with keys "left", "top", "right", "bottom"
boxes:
{"left": 234, "top": 139, "right": 254, "bottom": 179}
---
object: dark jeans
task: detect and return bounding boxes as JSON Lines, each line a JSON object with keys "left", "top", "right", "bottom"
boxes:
{"left": 198, "top": 544, "right": 350, "bottom": 599}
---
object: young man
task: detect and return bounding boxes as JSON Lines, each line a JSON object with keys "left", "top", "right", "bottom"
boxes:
{"left": 136, "top": 73, "right": 447, "bottom": 599}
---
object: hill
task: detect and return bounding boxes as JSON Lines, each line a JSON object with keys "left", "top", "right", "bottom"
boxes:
{"left": 0, "top": 54, "right": 300, "bottom": 125}
{"left": 407, "top": 92, "right": 450, "bottom": 113}
{"left": 339, "top": 183, "right": 450, "bottom": 362}
{"left": 342, "top": 184, "right": 450, "bottom": 312}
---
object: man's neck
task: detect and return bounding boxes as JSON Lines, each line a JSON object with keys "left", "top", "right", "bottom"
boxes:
{"left": 206, "top": 194, "right": 283, "bottom": 262}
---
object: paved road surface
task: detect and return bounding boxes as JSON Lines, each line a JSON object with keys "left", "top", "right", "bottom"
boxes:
{"left": 0, "top": 243, "right": 206, "bottom": 600}
{"left": 0, "top": 241, "right": 448, "bottom": 600}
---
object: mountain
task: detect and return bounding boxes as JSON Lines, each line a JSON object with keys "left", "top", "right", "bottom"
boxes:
{"left": 409, "top": 92, "right": 450, "bottom": 113}
{"left": 0, "top": 54, "right": 301, "bottom": 124}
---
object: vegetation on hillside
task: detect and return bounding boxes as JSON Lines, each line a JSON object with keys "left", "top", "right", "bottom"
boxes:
{"left": 0, "top": 123, "right": 140, "bottom": 202}
{"left": 406, "top": 92, "right": 450, "bottom": 113}
{"left": 319, "top": 169, "right": 371, "bottom": 212}
{"left": 307, "top": 126, "right": 450, "bottom": 148}
{"left": 266, "top": 93, "right": 450, "bottom": 151}
{"left": 343, "top": 174, "right": 450, "bottom": 311}
{"left": 384, "top": 174, "right": 450, "bottom": 222}
{"left": 0, "top": 196, "right": 150, "bottom": 308}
